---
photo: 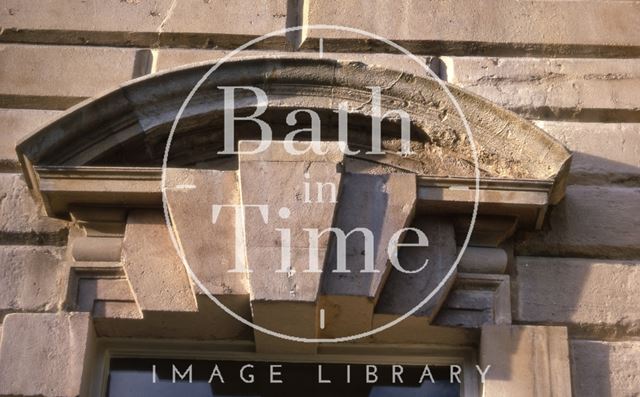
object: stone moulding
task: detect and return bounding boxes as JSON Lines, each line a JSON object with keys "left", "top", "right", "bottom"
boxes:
{"left": 15, "top": 57, "right": 571, "bottom": 216}
{"left": 34, "top": 165, "right": 553, "bottom": 229}
{"left": 12, "top": 56, "right": 573, "bottom": 348}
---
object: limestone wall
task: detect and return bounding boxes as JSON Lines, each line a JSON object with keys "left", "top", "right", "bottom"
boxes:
{"left": 0, "top": 1, "right": 638, "bottom": 396}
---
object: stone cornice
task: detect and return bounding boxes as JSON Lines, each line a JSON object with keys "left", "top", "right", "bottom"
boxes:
{"left": 35, "top": 165, "right": 551, "bottom": 229}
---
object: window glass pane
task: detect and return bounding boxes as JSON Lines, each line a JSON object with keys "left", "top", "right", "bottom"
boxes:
{"left": 107, "top": 358, "right": 460, "bottom": 397}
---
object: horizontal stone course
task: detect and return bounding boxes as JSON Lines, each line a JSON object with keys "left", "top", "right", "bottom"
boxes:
{"left": 517, "top": 185, "right": 640, "bottom": 258}
{"left": 307, "top": 0, "right": 640, "bottom": 56}
{"left": 0, "top": 0, "right": 288, "bottom": 47}
{"left": 535, "top": 121, "right": 640, "bottom": 185}
{"left": 156, "top": 48, "right": 433, "bottom": 76}
{"left": 0, "top": 45, "right": 435, "bottom": 111}
{"left": 443, "top": 57, "right": 640, "bottom": 121}
{"left": 516, "top": 257, "right": 640, "bottom": 338}
{"left": 0, "top": 245, "right": 64, "bottom": 317}
{"left": 3, "top": 1, "right": 639, "bottom": 56}
{"left": 571, "top": 340, "right": 640, "bottom": 397}
{"left": 0, "top": 0, "right": 174, "bottom": 33}
{"left": 0, "top": 173, "right": 68, "bottom": 244}
{"left": 0, "top": 44, "right": 149, "bottom": 109}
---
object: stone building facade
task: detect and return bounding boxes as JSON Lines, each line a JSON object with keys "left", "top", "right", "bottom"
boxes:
{"left": 0, "top": 1, "right": 638, "bottom": 396}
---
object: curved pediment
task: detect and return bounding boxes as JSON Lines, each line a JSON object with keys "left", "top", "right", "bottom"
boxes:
{"left": 17, "top": 56, "right": 575, "bottom": 347}
{"left": 17, "top": 56, "right": 571, "bottom": 204}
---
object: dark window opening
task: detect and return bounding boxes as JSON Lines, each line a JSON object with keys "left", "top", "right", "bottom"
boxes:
{"left": 107, "top": 358, "right": 461, "bottom": 397}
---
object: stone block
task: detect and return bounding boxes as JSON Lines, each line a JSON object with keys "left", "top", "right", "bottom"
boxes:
{"left": 481, "top": 325, "right": 571, "bottom": 397}
{"left": 322, "top": 173, "right": 417, "bottom": 297}
{"left": 571, "top": 339, "right": 640, "bottom": 397}
{"left": 239, "top": 141, "right": 344, "bottom": 302}
{"left": 0, "top": 109, "right": 61, "bottom": 167}
{"left": 251, "top": 300, "right": 318, "bottom": 354}
{"left": 319, "top": 172, "right": 416, "bottom": 337}
{"left": 238, "top": 141, "right": 343, "bottom": 352}
{"left": 307, "top": 1, "right": 640, "bottom": 54}
{"left": 92, "top": 294, "right": 251, "bottom": 340}
{"left": 435, "top": 273, "right": 511, "bottom": 327}
{"left": 165, "top": 168, "right": 248, "bottom": 296}
{"left": 535, "top": 121, "right": 640, "bottom": 184}
{"left": 457, "top": 246, "right": 508, "bottom": 274}
{"left": 122, "top": 210, "right": 197, "bottom": 313}
{"left": 0, "top": 245, "right": 64, "bottom": 315}
{"left": 160, "top": 0, "right": 287, "bottom": 37}
{"left": 71, "top": 236, "right": 123, "bottom": 262}
{"left": 376, "top": 216, "right": 457, "bottom": 322}
{"left": 516, "top": 257, "right": 640, "bottom": 337}
{"left": 0, "top": 312, "right": 96, "bottom": 397}
{"left": 370, "top": 315, "right": 478, "bottom": 346}
{"left": 77, "top": 278, "right": 137, "bottom": 313}
{"left": 0, "top": 0, "right": 174, "bottom": 34}
{"left": 443, "top": 57, "right": 640, "bottom": 120}
{"left": 0, "top": 0, "right": 288, "bottom": 47}
{"left": 517, "top": 185, "right": 640, "bottom": 258}
{"left": 0, "top": 44, "right": 145, "bottom": 109}
{"left": 0, "top": 173, "right": 68, "bottom": 244}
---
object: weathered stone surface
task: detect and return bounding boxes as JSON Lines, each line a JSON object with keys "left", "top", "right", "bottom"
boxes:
{"left": 443, "top": 57, "right": 640, "bottom": 120}
{"left": 160, "top": 1, "right": 287, "bottom": 36}
{"left": 251, "top": 300, "right": 318, "bottom": 354}
{"left": 71, "top": 236, "right": 123, "bottom": 262}
{"left": 239, "top": 141, "right": 344, "bottom": 302}
{"left": 319, "top": 172, "right": 416, "bottom": 337}
{"left": 0, "top": 245, "right": 64, "bottom": 316}
{"left": 0, "top": 0, "right": 287, "bottom": 46}
{"left": 93, "top": 300, "right": 141, "bottom": 321}
{"left": 571, "top": 339, "right": 640, "bottom": 397}
{"left": 0, "top": 44, "right": 146, "bottom": 109}
{"left": 166, "top": 168, "right": 248, "bottom": 296}
{"left": 70, "top": 206, "right": 128, "bottom": 224}
{"left": 120, "top": 208, "right": 250, "bottom": 338}
{"left": 322, "top": 173, "right": 417, "bottom": 297}
{"left": 238, "top": 141, "right": 343, "bottom": 352}
{"left": 376, "top": 216, "right": 457, "bottom": 322}
{"left": 454, "top": 215, "right": 517, "bottom": 248}
{"left": 0, "top": 312, "right": 96, "bottom": 397}
{"left": 536, "top": 121, "right": 640, "bottom": 184}
{"left": 0, "top": 173, "right": 68, "bottom": 244}
{"left": 156, "top": 48, "right": 432, "bottom": 76}
{"left": 122, "top": 210, "right": 197, "bottom": 313}
{"left": 307, "top": 1, "right": 640, "bottom": 55}
{"left": 92, "top": 294, "right": 251, "bottom": 340}
{"left": 517, "top": 185, "right": 640, "bottom": 258}
{"left": 77, "top": 278, "right": 137, "bottom": 313}
{"left": 457, "top": 246, "right": 508, "bottom": 274}
{"left": 0, "top": 0, "right": 175, "bottom": 34}
{"left": 0, "top": 109, "right": 60, "bottom": 167}
{"left": 516, "top": 257, "right": 640, "bottom": 338}
{"left": 481, "top": 325, "right": 571, "bottom": 397}
{"left": 435, "top": 273, "right": 511, "bottom": 327}
{"left": 370, "top": 315, "right": 478, "bottom": 346}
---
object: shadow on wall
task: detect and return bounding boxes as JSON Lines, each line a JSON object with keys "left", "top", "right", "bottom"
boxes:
{"left": 568, "top": 152, "right": 640, "bottom": 186}
{"left": 570, "top": 339, "right": 613, "bottom": 396}
{"left": 509, "top": 147, "right": 640, "bottom": 395}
